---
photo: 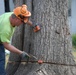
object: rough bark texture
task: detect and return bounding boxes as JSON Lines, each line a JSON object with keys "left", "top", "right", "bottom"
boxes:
{"left": 6, "top": 0, "right": 76, "bottom": 75}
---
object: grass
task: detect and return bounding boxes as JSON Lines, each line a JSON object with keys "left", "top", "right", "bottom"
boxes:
{"left": 5, "top": 54, "right": 9, "bottom": 68}
{"left": 72, "top": 47, "right": 76, "bottom": 62}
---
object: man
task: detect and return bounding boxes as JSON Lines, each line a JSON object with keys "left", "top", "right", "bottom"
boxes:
{"left": 0, "top": 4, "right": 40, "bottom": 75}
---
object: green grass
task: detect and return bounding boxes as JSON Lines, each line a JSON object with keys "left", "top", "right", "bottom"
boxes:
{"left": 72, "top": 47, "right": 76, "bottom": 62}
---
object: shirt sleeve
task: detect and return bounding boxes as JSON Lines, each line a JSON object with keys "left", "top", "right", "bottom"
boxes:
{"left": 0, "top": 32, "right": 11, "bottom": 43}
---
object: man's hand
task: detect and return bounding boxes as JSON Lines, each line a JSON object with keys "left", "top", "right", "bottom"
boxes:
{"left": 26, "top": 20, "right": 41, "bottom": 32}
{"left": 20, "top": 51, "right": 30, "bottom": 59}
{"left": 33, "top": 23, "right": 41, "bottom": 32}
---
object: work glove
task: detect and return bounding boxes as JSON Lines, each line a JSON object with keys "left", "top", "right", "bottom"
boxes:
{"left": 33, "top": 23, "right": 41, "bottom": 32}
{"left": 20, "top": 51, "right": 30, "bottom": 59}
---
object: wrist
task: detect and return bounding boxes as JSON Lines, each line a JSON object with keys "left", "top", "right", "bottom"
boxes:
{"left": 27, "top": 20, "right": 33, "bottom": 26}
{"left": 20, "top": 51, "right": 24, "bottom": 58}
{"left": 20, "top": 51, "right": 30, "bottom": 59}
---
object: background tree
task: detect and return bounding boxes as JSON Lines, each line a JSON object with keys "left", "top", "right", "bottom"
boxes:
{"left": 6, "top": 0, "right": 76, "bottom": 75}
{"left": 72, "top": 34, "right": 76, "bottom": 48}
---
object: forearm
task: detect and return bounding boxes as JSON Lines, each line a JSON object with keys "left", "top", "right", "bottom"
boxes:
{"left": 26, "top": 20, "right": 41, "bottom": 32}
{"left": 3, "top": 42, "right": 23, "bottom": 55}
{"left": 26, "top": 20, "right": 33, "bottom": 26}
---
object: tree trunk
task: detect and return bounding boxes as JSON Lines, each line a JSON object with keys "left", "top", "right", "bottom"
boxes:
{"left": 6, "top": 1, "right": 24, "bottom": 75}
{"left": 6, "top": 0, "right": 76, "bottom": 75}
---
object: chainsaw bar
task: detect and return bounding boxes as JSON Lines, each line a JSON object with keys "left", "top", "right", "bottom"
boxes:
{"left": 29, "top": 54, "right": 38, "bottom": 60}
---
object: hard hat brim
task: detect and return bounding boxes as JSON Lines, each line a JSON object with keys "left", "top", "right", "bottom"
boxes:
{"left": 23, "top": 11, "right": 31, "bottom": 17}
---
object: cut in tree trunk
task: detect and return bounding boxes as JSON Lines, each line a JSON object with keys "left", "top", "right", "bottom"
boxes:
{"left": 6, "top": 0, "right": 76, "bottom": 75}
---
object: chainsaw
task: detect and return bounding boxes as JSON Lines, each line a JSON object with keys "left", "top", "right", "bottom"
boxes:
{"left": 22, "top": 52, "right": 43, "bottom": 64}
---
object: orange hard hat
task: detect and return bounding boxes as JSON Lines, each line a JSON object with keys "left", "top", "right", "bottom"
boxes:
{"left": 13, "top": 4, "right": 31, "bottom": 23}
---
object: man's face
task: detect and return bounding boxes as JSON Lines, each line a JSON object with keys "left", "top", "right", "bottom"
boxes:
{"left": 17, "top": 14, "right": 30, "bottom": 24}
{"left": 11, "top": 15, "right": 29, "bottom": 26}
{"left": 13, "top": 17, "right": 24, "bottom": 26}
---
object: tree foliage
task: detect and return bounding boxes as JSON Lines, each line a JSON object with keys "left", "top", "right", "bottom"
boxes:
{"left": 72, "top": 34, "right": 76, "bottom": 48}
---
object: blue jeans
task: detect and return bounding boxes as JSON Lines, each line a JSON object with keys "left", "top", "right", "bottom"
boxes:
{"left": 0, "top": 44, "right": 6, "bottom": 75}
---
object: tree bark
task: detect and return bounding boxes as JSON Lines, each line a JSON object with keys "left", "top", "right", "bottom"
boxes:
{"left": 6, "top": 0, "right": 76, "bottom": 75}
